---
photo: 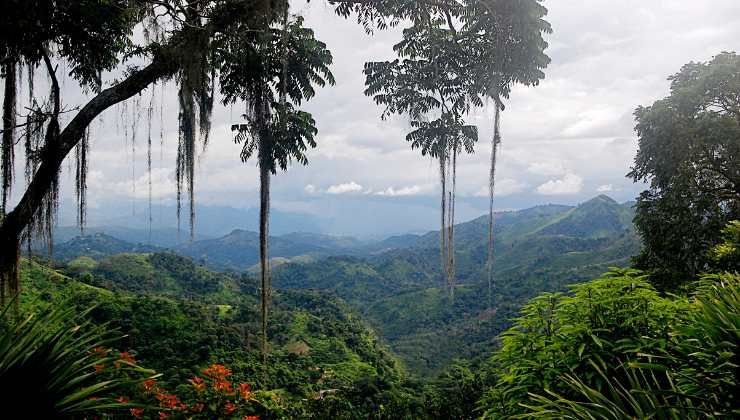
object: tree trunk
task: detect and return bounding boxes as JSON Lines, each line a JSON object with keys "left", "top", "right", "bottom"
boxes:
{"left": 487, "top": 103, "right": 501, "bottom": 309}
{"left": 0, "top": 5, "right": 238, "bottom": 303}
{"left": 2, "top": 60, "right": 17, "bottom": 214}
{"left": 0, "top": 53, "right": 181, "bottom": 304}
{"left": 0, "top": 234, "right": 19, "bottom": 305}
{"left": 259, "top": 156, "right": 271, "bottom": 382}
{"left": 448, "top": 142, "right": 457, "bottom": 301}
{"left": 439, "top": 154, "right": 447, "bottom": 292}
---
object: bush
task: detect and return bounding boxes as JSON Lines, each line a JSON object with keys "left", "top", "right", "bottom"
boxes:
{"left": 479, "top": 269, "right": 690, "bottom": 418}
{"left": 489, "top": 272, "right": 740, "bottom": 419}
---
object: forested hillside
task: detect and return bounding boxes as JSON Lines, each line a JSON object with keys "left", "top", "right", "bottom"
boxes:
{"left": 19, "top": 254, "right": 422, "bottom": 417}
{"left": 47, "top": 195, "right": 640, "bottom": 375}
{"left": 273, "top": 195, "right": 640, "bottom": 374}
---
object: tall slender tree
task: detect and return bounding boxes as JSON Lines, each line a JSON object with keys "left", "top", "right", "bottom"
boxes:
{"left": 220, "top": 11, "right": 334, "bottom": 378}
{"left": 363, "top": 0, "right": 550, "bottom": 300}
{"left": 463, "top": 0, "right": 551, "bottom": 307}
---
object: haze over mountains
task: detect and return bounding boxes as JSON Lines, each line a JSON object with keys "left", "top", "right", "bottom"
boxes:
{"left": 50, "top": 194, "right": 636, "bottom": 268}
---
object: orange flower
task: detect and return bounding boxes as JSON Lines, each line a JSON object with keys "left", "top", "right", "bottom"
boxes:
{"left": 156, "top": 393, "right": 180, "bottom": 409}
{"left": 189, "top": 377, "right": 206, "bottom": 392}
{"left": 130, "top": 407, "right": 144, "bottom": 418}
{"left": 158, "top": 412, "right": 169, "bottom": 419}
{"left": 214, "top": 380, "right": 233, "bottom": 394}
{"left": 242, "top": 416, "right": 260, "bottom": 420}
{"left": 142, "top": 379, "right": 158, "bottom": 393}
{"left": 238, "top": 383, "right": 253, "bottom": 400}
{"left": 94, "top": 364, "right": 105, "bottom": 372}
{"left": 116, "top": 351, "right": 136, "bottom": 368}
{"left": 117, "top": 396, "right": 130, "bottom": 404}
{"left": 202, "top": 364, "right": 232, "bottom": 379}
{"left": 224, "top": 402, "right": 237, "bottom": 415}
{"left": 190, "top": 403, "right": 204, "bottom": 413}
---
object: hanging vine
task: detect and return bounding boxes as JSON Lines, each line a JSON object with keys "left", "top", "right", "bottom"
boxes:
{"left": 487, "top": 100, "right": 501, "bottom": 309}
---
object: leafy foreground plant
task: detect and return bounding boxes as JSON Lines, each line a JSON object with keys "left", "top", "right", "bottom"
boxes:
{"left": 0, "top": 303, "right": 156, "bottom": 417}
{"left": 519, "top": 362, "right": 699, "bottom": 419}
{"left": 479, "top": 269, "right": 688, "bottom": 418}
{"left": 511, "top": 272, "right": 740, "bottom": 419}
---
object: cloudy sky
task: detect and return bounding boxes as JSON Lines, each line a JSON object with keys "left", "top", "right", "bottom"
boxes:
{"left": 14, "top": 0, "right": 740, "bottom": 236}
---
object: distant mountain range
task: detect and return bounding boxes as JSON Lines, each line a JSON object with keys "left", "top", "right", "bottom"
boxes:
{"left": 270, "top": 194, "right": 641, "bottom": 374}
{"left": 174, "top": 230, "right": 364, "bottom": 271}
{"left": 50, "top": 195, "right": 638, "bottom": 272}
{"left": 55, "top": 203, "right": 324, "bottom": 241}
{"left": 48, "top": 194, "right": 642, "bottom": 375}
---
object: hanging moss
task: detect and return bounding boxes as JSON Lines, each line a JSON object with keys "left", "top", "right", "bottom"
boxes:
{"left": 74, "top": 128, "right": 89, "bottom": 233}
{"left": 147, "top": 87, "right": 155, "bottom": 241}
{"left": 2, "top": 60, "right": 18, "bottom": 215}
{"left": 130, "top": 95, "right": 141, "bottom": 215}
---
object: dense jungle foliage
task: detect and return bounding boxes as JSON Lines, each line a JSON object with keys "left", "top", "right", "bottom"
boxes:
{"left": 0, "top": 0, "right": 738, "bottom": 417}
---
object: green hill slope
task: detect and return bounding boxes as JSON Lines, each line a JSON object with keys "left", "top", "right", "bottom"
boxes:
{"left": 272, "top": 196, "right": 640, "bottom": 375}
{"left": 174, "top": 230, "right": 363, "bottom": 271}
{"left": 18, "top": 254, "right": 417, "bottom": 415}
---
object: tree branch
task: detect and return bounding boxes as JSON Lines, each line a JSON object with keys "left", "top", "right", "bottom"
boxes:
{"left": 0, "top": 0, "right": 254, "bottom": 241}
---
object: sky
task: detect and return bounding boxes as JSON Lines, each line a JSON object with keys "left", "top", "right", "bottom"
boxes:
{"left": 10, "top": 0, "right": 740, "bottom": 237}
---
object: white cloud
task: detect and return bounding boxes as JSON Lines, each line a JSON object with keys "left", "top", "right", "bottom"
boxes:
{"left": 326, "top": 181, "right": 363, "bottom": 194}
{"left": 474, "top": 178, "right": 527, "bottom": 197}
{"left": 536, "top": 173, "right": 584, "bottom": 195}
{"left": 597, "top": 184, "right": 614, "bottom": 193}
{"left": 527, "top": 160, "right": 568, "bottom": 176}
{"left": 99, "top": 168, "right": 177, "bottom": 200}
{"left": 304, "top": 184, "right": 317, "bottom": 194}
{"left": 375, "top": 185, "right": 422, "bottom": 197}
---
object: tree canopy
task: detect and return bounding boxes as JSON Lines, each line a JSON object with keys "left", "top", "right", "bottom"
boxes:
{"left": 629, "top": 52, "right": 740, "bottom": 289}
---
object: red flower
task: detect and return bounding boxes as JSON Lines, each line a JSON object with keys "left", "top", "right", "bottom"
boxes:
{"left": 158, "top": 412, "right": 169, "bottom": 419}
{"left": 156, "top": 393, "right": 180, "bottom": 409}
{"left": 94, "top": 364, "right": 105, "bottom": 372}
{"left": 190, "top": 403, "right": 204, "bottom": 413}
{"left": 130, "top": 407, "right": 144, "bottom": 418}
{"left": 202, "top": 364, "right": 231, "bottom": 380}
{"left": 238, "top": 383, "right": 253, "bottom": 400}
{"left": 189, "top": 377, "right": 206, "bottom": 392}
{"left": 224, "top": 402, "right": 237, "bottom": 415}
{"left": 142, "top": 379, "right": 158, "bottom": 393}
{"left": 214, "top": 380, "right": 233, "bottom": 395}
{"left": 120, "top": 351, "right": 136, "bottom": 364}
{"left": 242, "top": 416, "right": 260, "bottom": 420}
{"left": 117, "top": 396, "right": 130, "bottom": 404}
